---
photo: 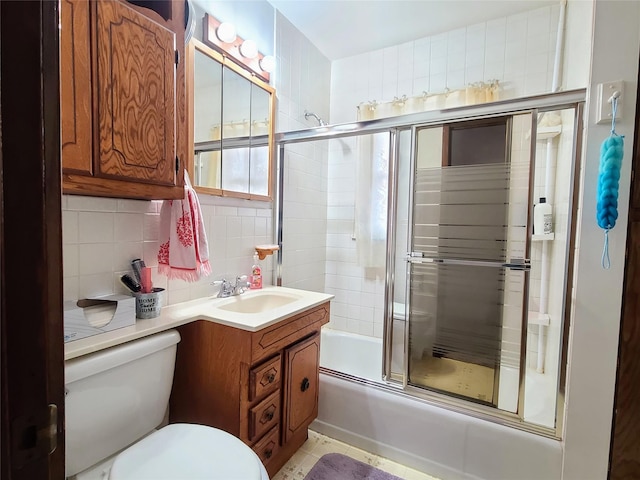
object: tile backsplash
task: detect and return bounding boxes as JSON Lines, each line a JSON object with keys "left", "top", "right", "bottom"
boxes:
{"left": 62, "top": 194, "right": 274, "bottom": 306}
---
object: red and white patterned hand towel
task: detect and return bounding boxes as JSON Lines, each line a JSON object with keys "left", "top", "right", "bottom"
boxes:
{"left": 158, "top": 172, "right": 211, "bottom": 281}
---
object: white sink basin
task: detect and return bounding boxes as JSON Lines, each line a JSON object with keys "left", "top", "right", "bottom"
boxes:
{"left": 215, "top": 291, "right": 302, "bottom": 314}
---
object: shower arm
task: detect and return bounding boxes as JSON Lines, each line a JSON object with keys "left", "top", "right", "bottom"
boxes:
{"left": 304, "top": 110, "right": 326, "bottom": 126}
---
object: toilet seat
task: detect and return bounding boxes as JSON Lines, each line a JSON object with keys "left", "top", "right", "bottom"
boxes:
{"left": 109, "top": 423, "right": 268, "bottom": 480}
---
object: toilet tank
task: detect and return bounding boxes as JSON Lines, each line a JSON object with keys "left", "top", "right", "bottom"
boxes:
{"left": 65, "top": 330, "right": 181, "bottom": 477}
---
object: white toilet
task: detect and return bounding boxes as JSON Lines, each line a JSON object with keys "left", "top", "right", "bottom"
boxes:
{"left": 65, "top": 330, "right": 269, "bottom": 480}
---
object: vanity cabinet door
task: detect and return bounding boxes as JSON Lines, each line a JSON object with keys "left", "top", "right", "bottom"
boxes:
{"left": 95, "top": 0, "right": 177, "bottom": 186}
{"left": 60, "top": 0, "right": 92, "bottom": 174}
{"left": 282, "top": 333, "right": 320, "bottom": 443}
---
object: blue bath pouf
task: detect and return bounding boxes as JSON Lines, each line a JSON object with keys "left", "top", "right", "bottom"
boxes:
{"left": 596, "top": 134, "right": 624, "bottom": 231}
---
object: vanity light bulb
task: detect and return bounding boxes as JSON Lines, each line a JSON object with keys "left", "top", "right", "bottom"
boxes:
{"left": 216, "top": 22, "right": 236, "bottom": 43}
{"left": 240, "top": 39, "right": 258, "bottom": 59}
{"left": 260, "top": 55, "right": 276, "bottom": 73}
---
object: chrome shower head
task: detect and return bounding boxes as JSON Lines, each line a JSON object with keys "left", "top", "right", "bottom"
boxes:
{"left": 304, "top": 110, "right": 327, "bottom": 126}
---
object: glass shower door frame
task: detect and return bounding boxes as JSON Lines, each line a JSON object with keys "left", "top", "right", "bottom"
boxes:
{"left": 272, "top": 90, "right": 586, "bottom": 438}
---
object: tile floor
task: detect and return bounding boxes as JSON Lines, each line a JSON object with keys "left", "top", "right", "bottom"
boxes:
{"left": 272, "top": 430, "right": 441, "bottom": 480}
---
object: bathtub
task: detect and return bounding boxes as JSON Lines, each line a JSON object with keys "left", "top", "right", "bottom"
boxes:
{"left": 314, "top": 327, "right": 563, "bottom": 480}
{"left": 319, "top": 328, "right": 383, "bottom": 382}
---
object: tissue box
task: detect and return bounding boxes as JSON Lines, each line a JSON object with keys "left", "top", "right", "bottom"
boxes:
{"left": 64, "top": 295, "right": 136, "bottom": 343}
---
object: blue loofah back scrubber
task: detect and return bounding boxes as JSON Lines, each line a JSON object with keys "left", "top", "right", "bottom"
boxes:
{"left": 596, "top": 135, "right": 624, "bottom": 230}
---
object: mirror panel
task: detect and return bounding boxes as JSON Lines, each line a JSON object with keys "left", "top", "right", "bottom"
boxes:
{"left": 221, "top": 147, "right": 250, "bottom": 193}
{"left": 188, "top": 38, "right": 274, "bottom": 200}
{"left": 222, "top": 67, "right": 252, "bottom": 141}
{"left": 194, "top": 151, "right": 220, "bottom": 189}
{"left": 193, "top": 48, "right": 222, "bottom": 144}
{"left": 251, "top": 83, "right": 271, "bottom": 137}
{"left": 249, "top": 82, "right": 271, "bottom": 196}
{"left": 249, "top": 146, "right": 269, "bottom": 196}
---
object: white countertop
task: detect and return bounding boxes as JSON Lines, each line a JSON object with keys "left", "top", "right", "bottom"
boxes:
{"left": 64, "top": 286, "right": 333, "bottom": 361}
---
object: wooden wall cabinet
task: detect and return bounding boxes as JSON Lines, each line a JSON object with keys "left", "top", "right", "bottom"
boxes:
{"left": 60, "top": 0, "right": 186, "bottom": 200}
{"left": 170, "top": 303, "right": 330, "bottom": 477}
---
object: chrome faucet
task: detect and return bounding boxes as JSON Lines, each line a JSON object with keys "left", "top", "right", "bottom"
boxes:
{"left": 233, "top": 275, "right": 251, "bottom": 295}
{"left": 213, "top": 275, "right": 251, "bottom": 298}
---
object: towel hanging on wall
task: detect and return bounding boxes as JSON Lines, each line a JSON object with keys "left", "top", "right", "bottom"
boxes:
{"left": 596, "top": 93, "right": 623, "bottom": 269}
{"left": 158, "top": 171, "right": 211, "bottom": 281}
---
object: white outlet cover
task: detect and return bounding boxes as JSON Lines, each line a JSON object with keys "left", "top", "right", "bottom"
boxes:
{"left": 596, "top": 80, "right": 624, "bottom": 125}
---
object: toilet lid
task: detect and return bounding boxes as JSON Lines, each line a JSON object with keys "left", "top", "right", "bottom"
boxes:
{"left": 109, "top": 424, "right": 264, "bottom": 480}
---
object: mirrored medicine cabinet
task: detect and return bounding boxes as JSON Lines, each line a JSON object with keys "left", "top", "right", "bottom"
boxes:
{"left": 187, "top": 38, "right": 275, "bottom": 200}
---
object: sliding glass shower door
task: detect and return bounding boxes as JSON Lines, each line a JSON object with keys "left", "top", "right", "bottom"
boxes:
{"left": 405, "top": 114, "right": 532, "bottom": 408}
{"left": 275, "top": 92, "right": 584, "bottom": 434}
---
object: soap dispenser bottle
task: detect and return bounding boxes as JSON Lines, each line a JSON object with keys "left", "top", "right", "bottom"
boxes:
{"left": 534, "top": 197, "right": 553, "bottom": 234}
{"left": 250, "top": 252, "right": 262, "bottom": 289}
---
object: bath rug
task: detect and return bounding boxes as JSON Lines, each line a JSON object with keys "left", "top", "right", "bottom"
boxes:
{"left": 304, "top": 453, "right": 403, "bottom": 480}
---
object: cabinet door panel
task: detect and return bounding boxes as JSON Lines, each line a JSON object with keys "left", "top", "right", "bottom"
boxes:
{"left": 60, "top": 0, "right": 92, "bottom": 174}
{"left": 283, "top": 332, "right": 320, "bottom": 443}
{"left": 96, "top": 0, "right": 176, "bottom": 185}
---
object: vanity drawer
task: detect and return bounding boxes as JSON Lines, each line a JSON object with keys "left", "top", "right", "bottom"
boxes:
{"left": 252, "top": 426, "right": 280, "bottom": 466}
{"left": 251, "top": 303, "right": 330, "bottom": 362}
{"left": 249, "top": 354, "right": 281, "bottom": 401}
{"left": 249, "top": 390, "right": 280, "bottom": 442}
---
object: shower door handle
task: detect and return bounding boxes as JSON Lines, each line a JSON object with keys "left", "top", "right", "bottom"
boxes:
{"left": 502, "top": 259, "right": 532, "bottom": 271}
{"left": 407, "top": 254, "right": 531, "bottom": 271}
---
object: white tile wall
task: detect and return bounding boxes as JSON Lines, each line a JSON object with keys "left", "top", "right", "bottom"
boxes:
{"left": 323, "top": 135, "right": 386, "bottom": 337}
{"left": 275, "top": 12, "right": 331, "bottom": 132}
{"left": 276, "top": 12, "right": 331, "bottom": 294}
{"left": 280, "top": 140, "right": 329, "bottom": 293}
{"left": 62, "top": 194, "right": 273, "bottom": 306}
{"left": 330, "top": 4, "right": 562, "bottom": 124}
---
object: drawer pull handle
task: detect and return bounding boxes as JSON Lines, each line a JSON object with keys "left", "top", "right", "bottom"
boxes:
{"left": 263, "top": 410, "right": 274, "bottom": 422}
{"left": 266, "top": 373, "right": 275, "bottom": 383}
{"left": 264, "top": 448, "right": 273, "bottom": 459}
{"left": 301, "top": 377, "right": 310, "bottom": 392}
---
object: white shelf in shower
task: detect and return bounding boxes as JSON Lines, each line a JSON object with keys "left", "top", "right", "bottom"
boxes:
{"left": 532, "top": 233, "right": 555, "bottom": 241}
{"left": 536, "top": 125, "right": 563, "bottom": 140}
{"left": 528, "top": 311, "right": 550, "bottom": 326}
{"left": 525, "top": 125, "right": 562, "bottom": 141}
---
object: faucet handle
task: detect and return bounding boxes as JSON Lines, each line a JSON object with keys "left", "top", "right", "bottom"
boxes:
{"left": 212, "top": 278, "right": 233, "bottom": 298}
{"left": 235, "top": 275, "right": 251, "bottom": 294}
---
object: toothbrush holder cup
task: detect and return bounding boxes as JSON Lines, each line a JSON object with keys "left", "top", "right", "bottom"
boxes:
{"left": 134, "top": 288, "right": 164, "bottom": 319}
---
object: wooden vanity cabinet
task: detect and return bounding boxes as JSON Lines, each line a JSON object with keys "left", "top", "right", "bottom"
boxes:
{"left": 60, "top": 0, "right": 186, "bottom": 200}
{"left": 169, "top": 302, "right": 330, "bottom": 477}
